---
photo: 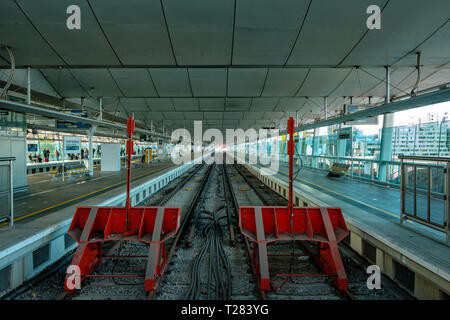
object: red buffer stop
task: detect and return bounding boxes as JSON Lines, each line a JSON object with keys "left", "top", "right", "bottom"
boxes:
{"left": 64, "top": 117, "right": 181, "bottom": 292}
{"left": 238, "top": 117, "right": 349, "bottom": 291}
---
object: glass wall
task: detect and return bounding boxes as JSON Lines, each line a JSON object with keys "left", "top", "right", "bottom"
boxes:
{"left": 0, "top": 111, "right": 26, "bottom": 137}
{"left": 295, "top": 120, "right": 449, "bottom": 161}
{"left": 289, "top": 120, "right": 449, "bottom": 187}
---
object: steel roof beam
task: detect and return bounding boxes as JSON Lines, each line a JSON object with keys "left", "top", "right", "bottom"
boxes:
{"left": 292, "top": 84, "right": 450, "bottom": 132}
{"left": 0, "top": 98, "right": 170, "bottom": 139}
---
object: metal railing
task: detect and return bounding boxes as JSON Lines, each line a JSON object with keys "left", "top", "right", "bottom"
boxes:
{"left": 399, "top": 156, "right": 449, "bottom": 242}
{"left": 0, "top": 157, "right": 15, "bottom": 227}
{"left": 279, "top": 153, "right": 405, "bottom": 187}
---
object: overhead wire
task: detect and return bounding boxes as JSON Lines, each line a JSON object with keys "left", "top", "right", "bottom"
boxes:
{"left": 1, "top": 46, "right": 16, "bottom": 99}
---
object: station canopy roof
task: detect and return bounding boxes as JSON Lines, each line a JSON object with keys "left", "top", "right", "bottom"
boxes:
{"left": 0, "top": 0, "right": 449, "bottom": 134}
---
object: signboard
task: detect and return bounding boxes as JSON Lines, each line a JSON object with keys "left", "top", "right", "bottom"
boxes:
{"left": 337, "top": 127, "right": 352, "bottom": 140}
{"left": 63, "top": 136, "right": 81, "bottom": 154}
{"left": 56, "top": 109, "right": 89, "bottom": 129}
{"left": 344, "top": 104, "right": 378, "bottom": 125}
{"left": 27, "top": 143, "right": 38, "bottom": 152}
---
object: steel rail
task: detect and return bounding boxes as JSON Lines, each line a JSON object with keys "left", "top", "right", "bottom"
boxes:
{"left": 222, "top": 164, "right": 268, "bottom": 300}
{"left": 147, "top": 163, "right": 215, "bottom": 299}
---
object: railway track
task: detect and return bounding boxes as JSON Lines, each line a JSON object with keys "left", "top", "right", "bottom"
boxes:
{"left": 9, "top": 162, "right": 410, "bottom": 300}
{"left": 153, "top": 163, "right": 256, "bottom": 300}
{"left": 225, "top": 164, "right": 410, "bottom": 300}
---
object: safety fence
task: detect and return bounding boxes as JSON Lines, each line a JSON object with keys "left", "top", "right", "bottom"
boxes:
{"left": 399, "top": 156, "right": 449, "bottom": 242}
{"left": 0, "top": 157, "right": 15, "bottom": 227}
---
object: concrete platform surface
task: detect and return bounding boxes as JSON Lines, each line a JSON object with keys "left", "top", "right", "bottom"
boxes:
{"left": 6, "top": 161, "right": 174, "bottom": 225}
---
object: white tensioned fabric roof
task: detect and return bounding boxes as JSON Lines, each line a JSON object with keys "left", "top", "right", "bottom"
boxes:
{"left": 0, "top": 0, "right": 449, "bottom": 134}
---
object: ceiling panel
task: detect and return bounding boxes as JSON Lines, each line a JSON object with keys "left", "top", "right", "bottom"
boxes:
{"left": 412, "top": 68, "right": 450, "bottom": 92}
{"left": 275, "top": 98, "right": 306, "bottom": 111}
{"left": 331, "top": 68, "right": 385, "bottom": 97}
{"left": 225, "top": 98, "right": 252, "bottom": 111}
{"left": 395, "top": 23, "right": 450, "bottom": 67}
{"left": 189, "top": 68, "right": 227, "bottom": 96}
{"left": 17, "top": 0, "right": 120, "bottom": 65}
{"left": 262, "top": 68, "right": 309, "bottom": 96}
{"left": 101, "top": 97, "right": 121, "bottom": 111}
{"left": 239, "top": 120, "right": 256, "bottom": 127}
{"left": 223, "top": 120, "right": 237, "bottom": 126}
{"left": 183, "top": 112, "right": 203, "bottom": 120}
{"left": 163, "top": 112, "right": 185, "bottom": 120}
{"left": 199, "top": 98, "right": 225, "bottom": 111}
{"left": 297, "top": 68, "right": 351, "bottom": 96}
{"left": 145, "top": 98, "right": 175, "bottom": 111}
{"left": 287, "top": 0, "right": 388, "bottom": 66}
{"left": 149, "top": 68, "right": 192, "bottom": 96}
{"left": 263, "top": 112, "right": 284, "bottom": 120}
{"left": 70, "top": 69, "right": 122, "bottom": 96}
{"left": 120, "top": 98, "right": 149, "bottom": 112}
{"left": 228, "top": 68, "right": 267, "bottom": 96}
{"left": 172, "top": 98, "right": 200, "bottom": 111}
{"left": 250, "top": 98, "right": 279, "bottom": 111}
{"left": 40, "top": 69, "right": 87, "bottom": 97}
{"left": 243, "top": 112, "right": 262, "bottom": 120}
{"left": 362, "top": 67, "right": 413, "bottom": 97}
{"left": 0, "top": 1, "right": 64, "bottom": 66}
{"left": 233, "top": 0, "right": 310, "bottom": 65}
{"left": 223, "top": 112, "right": 244, "bottom": 120}
{"left": 132, "top": 111, "right": 148, "bottom": 120}
{"left": 163, "top": 0, "right": 234, "bottom": 65}
{"left": 203, "top": 112, "right": 223, "bottom": 120}
{"left": 109, "top": 69, "right": 157, "bottom": 97}
{"left": 342, "top": 0, "right": 450, "bottom": 66}
{"left": 303, "top": 97, "right": 326, "bottom": 114}
{"left": 89, "top": 0, "right": 175, "bottom": 65}
{"left": 205, "top": 119, "right": 222, "bottom": 125}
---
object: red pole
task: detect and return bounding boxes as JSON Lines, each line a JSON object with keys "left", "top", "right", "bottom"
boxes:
{"left": 125, "top": 117, "right": 135, "bottom": 212}
{"left": 287, "top": 117, "right": 295, "bottom": 218}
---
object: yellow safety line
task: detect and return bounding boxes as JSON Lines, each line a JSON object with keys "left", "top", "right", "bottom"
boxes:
{"left": 1, "top": 164, "right": 173, "bottom": 226}
{"left": 278, "top": 169, "right": 399, "bottom": 219}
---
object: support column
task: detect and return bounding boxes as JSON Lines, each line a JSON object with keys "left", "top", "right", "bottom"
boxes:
{"left": 324, "top": 96, "right": 328, "bottom": 120}
{"left": 87, "top": 125, "right": 97, "bottom": 177}
{"left": 312, "top": 128, "right": 320, "bottom": 168}
{"left": 99, "top": 97, "right": 103, "bottom": 121}
{"left": 379, "top": 66, "right": 395, "bottom": 182}
{"left": 27, "top": 67, "right": 31, "bottom": 105}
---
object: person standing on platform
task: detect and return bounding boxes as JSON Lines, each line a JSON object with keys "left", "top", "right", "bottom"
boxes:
{"left": 56, "top": 150, "right": 60, "bottom": 161}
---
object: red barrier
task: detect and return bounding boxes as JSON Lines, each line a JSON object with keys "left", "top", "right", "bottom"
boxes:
{"left": 65, "top": 206, "right": 180, "bottom": 291}
{"left": 238, "top": 116, "right": 349, "bottom": 291}
{"left": 239, "top": 206, "right": 349, "bottom": 290}
{"left": 64, "top": 116, "right": 181, "bottom": 292}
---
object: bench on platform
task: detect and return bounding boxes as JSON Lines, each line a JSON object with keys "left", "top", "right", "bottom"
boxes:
{"left": 327, "top": 162, "right": 350, "bottom": 178}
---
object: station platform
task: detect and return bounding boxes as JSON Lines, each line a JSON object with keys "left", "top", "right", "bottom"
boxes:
{"left": 243, "top": 160, "right": 450, "bottom": 300}
{"left": 7, "top": 161, "right": 173, "bottom": 225}
{"left": 25, "top": 155, "right": 142, "bottom": 175}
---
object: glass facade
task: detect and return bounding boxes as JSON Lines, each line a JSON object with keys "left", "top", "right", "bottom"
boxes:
{"left": 0, "top": 111, "right": 26, "bottom": 137}
{"left": 272, "top": 120, "right": 449, "bottom": 189}
{"left": 294, "top": 120, "right": 449, "bottom": 161}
